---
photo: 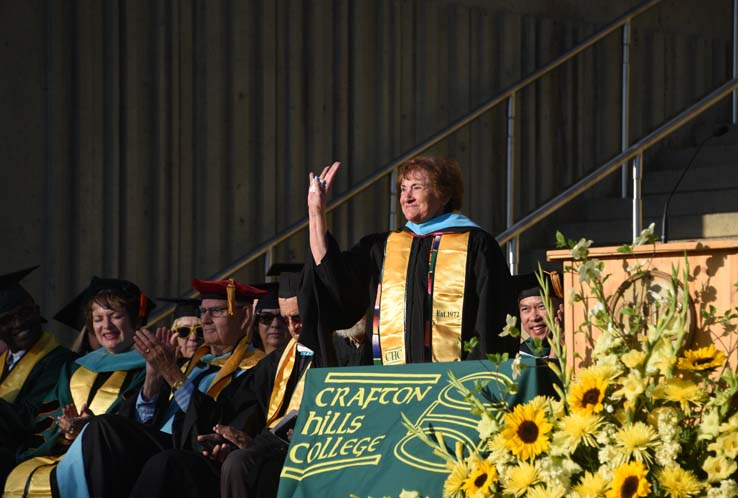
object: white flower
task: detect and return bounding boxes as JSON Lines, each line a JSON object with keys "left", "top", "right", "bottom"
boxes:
{"left": 511, "top": 355, "right": 522, "bottom": 380}
{"left": 706, "top": 479, "right": 738, "bottom": 498}
{"left": 399, "top": 490, "right": 421, "bottom": 498}
{"left": 500, "top": 314, "right": 519, "bottom": 338}
{"left": 571, "top": 238, "right": 593, "bottom": 260}
{"left": 633, "top": 222, "right": 656, "bottom": 246}
{"left": 477, "top": 414, "right": 499, "bottom": 440}
{"left": 577, "top": 259, "right": 601, "bottom": 285}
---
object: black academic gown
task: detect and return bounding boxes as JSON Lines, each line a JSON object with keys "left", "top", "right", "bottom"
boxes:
{"left": 300, "top": 228, "right": 517, "bottom": 365}
{"left": 128, "top": 344, "right": 306, "bottom": 498}
{"left": 519, "top": 338, "right": 563, "bottom": 400}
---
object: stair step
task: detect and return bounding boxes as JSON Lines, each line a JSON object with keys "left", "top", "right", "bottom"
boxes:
{"left": 552, "top": 212, "right": 738, "bottom": 247}
{"left": 652, "top": 144, "right": 738, "bottom": 171}
{"left": 577, "top": 189, "right": 738, "bottom": 221}
{"left": 643, "top": 165, "right": 738, "bottom": 194}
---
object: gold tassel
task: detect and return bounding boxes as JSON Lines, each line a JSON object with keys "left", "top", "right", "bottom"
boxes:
{"left": 138, "top": 292, "right": 147, "bottom": 319}
{"left": 548, "top": 271, "right": 564, "bottom": 300}
{"left": 227, "top": 279, "right": 236, "bottom": 315}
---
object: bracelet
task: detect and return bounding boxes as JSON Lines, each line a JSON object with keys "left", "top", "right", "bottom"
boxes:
{"left": 170, "top": 379, "right": 185, "bottom": 392}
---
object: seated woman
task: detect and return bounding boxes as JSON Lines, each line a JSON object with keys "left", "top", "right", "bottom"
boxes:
{"left": 157, "top": 298, "right": 203, "bottom": 360}
{"left": 303, "top": 156, "right": 517, "bottom": 366}
{"left": 251, "top": 283, "right": 290, "bottom": 355}
{"left": 2, "top": 277, "right": 153, "bottom": 497}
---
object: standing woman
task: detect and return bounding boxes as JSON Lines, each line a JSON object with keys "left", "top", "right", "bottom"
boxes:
{"left": 303, "top": 156, "right": 517, "bottom": 366}
{"left": 2, "top": 277, "right": 153, "bottom": 497}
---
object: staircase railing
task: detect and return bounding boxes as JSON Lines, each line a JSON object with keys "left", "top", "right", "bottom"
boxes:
{"left": 147, "top": 0, "right": 737, "bottom": 325}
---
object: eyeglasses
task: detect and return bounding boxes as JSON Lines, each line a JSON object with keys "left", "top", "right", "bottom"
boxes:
{"left": 198, "top": 306, "right": 229, "bottom": 318}
{"left": 255, "top": 312, "right": 301, "bottom": 326}
{"left": 172, "top": 325, "right": 204, "bottom": 340}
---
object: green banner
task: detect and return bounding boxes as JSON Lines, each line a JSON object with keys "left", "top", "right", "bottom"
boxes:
{"left": 277, "top": 357, "right": 554, "bottom": 498}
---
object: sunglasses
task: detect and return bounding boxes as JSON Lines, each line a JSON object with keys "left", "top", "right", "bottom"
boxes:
{"left": 256, "top": 312, "right": 301, "bottom": 326}
{"left": 172, "top": 325, "right": 204, "bottom": 340}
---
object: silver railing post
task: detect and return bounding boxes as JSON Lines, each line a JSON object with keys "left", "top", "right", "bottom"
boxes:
{"left": 265, "top": 247, "right": 273, "bottom": 280}
{"left": 506, "top": 93, "right": 518, "bottom": 274}
{"left": 621, "top": 20, "right": 632, "bottom": 198}
{"left": 389, "top": 169, "right": 398, "bottom": 230}
{"left": 631, "top": 151, "right": 643, "bottom": 241}
{"left": 733, "top": 0, "right": 738, "bottom": 125}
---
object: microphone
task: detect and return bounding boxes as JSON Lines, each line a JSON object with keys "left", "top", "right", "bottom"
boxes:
{"left": 660, "top": 124, "right": 731, "bottom": 243}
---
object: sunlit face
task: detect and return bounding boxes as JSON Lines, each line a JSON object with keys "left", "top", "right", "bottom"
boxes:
{"left": 173, "top": 316, "right": 202, "bottom": 359}
{"left": 199, "top": 298, "right": 249, "bottom": 354}
{"left": 91, "top": 302, "right": 136, "bottom": 353}
{"left": 255, "top": 307, "right": 290, "bottom": 354}
{"left": 278, "top": 297, "right": 302, "bottom": 340}
{"left": 519, "top": 295, "right": 551, "bottom": 341}
{"left": 399, "top": 169, "right": 447, "bottom": 224}
{"left": 0, "top": 301, "right": 43, "bottom": 352}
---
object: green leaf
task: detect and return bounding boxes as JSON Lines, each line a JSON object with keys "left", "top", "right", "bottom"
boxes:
{"left": 555, "top": 231, "right": 567, "bottom": 248}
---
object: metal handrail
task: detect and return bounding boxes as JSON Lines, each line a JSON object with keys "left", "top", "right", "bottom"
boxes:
{"left": 145, "top": 0, "right": 705, "bottom": 325}
{"left": 496, "top": 78, "right": 738, "bottom": 245}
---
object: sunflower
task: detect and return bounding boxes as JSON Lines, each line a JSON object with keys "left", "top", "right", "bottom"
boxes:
{"left": 677, "top": 345, "right": 726, "bottom": 371}
{"left": 652, "top": 377, "right": 707, "bottom": 412}
{"left": 613, "top": 422, "right": 658, "bottom": 465}
{"left": 443, "top": 459, "right": 470, "bottom": 498}
{"left": 461, "top": 456, "right": 497, "bottom": 498}
{"left": 656, "top": 466, "right": 702, "bottom": 498}
{"left": 501, "top": 402, "right": 553, "bottom": 461}
{"left": 501, "top": 462, "right": 539, "bottom": 497}
{"left": 572, "top": 471, "right": 608, "bottom": 498}
{"left": 606, "top": 461, "right": 650, "bottom": 498}
{"left": 568, "top": 368, "right": 609, "bottom": 415}
{"left": 553, "top": 411, "right": 602, "bottom": 454}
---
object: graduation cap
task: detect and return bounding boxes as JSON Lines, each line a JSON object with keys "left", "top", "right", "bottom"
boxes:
{"left": 0, "top": 265, "right": 39, "bottom": 315}
{"left": 54, "top": 276, "right": 156, "bottom": 330}
{"left": 512, "top": 271, "right": 564, "bottom": 301}
{"left": 266, "top": 263, "right": 304, "bottom": 299}
{"left": 191, "top": 278, "right": 267, "bottom": 316}
{"left": 253, "top": 283, "right": 279, "bottom": 311}
{"left": 156, "top": 297, "right": 201, "bottom": 320}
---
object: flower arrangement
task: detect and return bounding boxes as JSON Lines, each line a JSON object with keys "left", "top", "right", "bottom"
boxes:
{"left": 402, "top": 225, "right": 738, "bottom": 498}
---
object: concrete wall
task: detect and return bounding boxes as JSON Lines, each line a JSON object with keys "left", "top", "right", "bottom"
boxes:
{"left": 0, "top": 0, "right": 733, "bottom": 341}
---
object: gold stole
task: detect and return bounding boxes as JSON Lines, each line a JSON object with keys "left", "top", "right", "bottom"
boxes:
{"left": 266, "top": 338, "right": 310, "bottom": 428}
{"left": 4, "top": 455, "right": 61, "bottom": 498}
{"left": 69, "top": 367, "right": 127, "bottom": 415}
{"left": 179, "top": 337, "right": 264, "bottom": 400}
{"left": 377, "top": 231, "right": 469, "bottom": 365}
{"left": 0, "top": 333, "right": 59, "bottom": 403}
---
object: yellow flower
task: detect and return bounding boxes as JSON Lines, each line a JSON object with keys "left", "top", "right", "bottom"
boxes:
{"left": 461, "top": 456, "right": 497, "bottom": 498}
{"left": 656, "top": 466, "right": 702, "bottom": 498}
{"left": 443, "top": 460, "right": 469, "bottom": 498}
{"left": 553, "top": 412, "right": 602, "bottom": 454}
{"left": 526, "top": 483, "right": 566, "bottom": 498}
{"left": 620, "top": 350, "right": 646, "bottom": 370}
{"left": 501, "top": 403, "right": 553, "bottom": 461}
{"left": 613, "top": 422, "right": 658, "bottom": 465}
{"left": 703, "top": 455, "right": 738, "bottom": 483}
{"left": 708, "top": 432, "right": 738, "bottom": 459}
{"left": 611, "top": 372, "right": 647, "bottom": 403}
{"left": 400, "top": 491, "right": 421, "bottom": 498}
{"left": 606, "top": 461, "right": 650, "bottom": 498}
{"left": 501, "top": 462, "right": 539, "bottom": 497}
{"left": 651, "top": 377, "right": 706, "bottom": 412}
{"left": 572, "top": 471, "right": 608, "bottom": 498}
{"left": 677, "top": 345, "right": 726, "bottom": 371}
{"left": 568, "top": 368, "right": 609, "bottom": 415}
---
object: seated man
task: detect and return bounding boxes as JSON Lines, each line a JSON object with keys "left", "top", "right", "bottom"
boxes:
{"left": 0, "top": 266, "right": 75, "bottom": 479}
{"left": 54, "top": 278, "right": 266, "bottom": 498}
{"left": 127, "top": 270, "right": 310, "bottom": 498}
{"left": 512, "top": 270, "right": 564, "bottom": 399}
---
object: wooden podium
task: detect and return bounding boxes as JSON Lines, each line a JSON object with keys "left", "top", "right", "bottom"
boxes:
{"left": 547, "top": 240, "right": 738, "bottom": 373}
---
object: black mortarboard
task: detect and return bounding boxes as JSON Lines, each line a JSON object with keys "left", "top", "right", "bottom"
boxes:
{"left": 512, "top": 271, "right": 564, "bottom": 300}
{"left": 254, "top": 283, "right": 279, "bottom": 311}
{"left": 266, "top": 263, "right": 304, "bottom": 299}
{"left": 54, "top": 276, "right": 156, "bottom": 330}
{"left": 156, "top": 297, "right": 201, "bottom": 320}
{"left": 0, "top": 265, "right": 38, "bottom": 314}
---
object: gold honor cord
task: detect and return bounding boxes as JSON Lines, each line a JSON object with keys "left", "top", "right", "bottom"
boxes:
{"left": 266, "top": 338, "right": 299, "bottom": 428}
{"left": 377, "top": 231, "right": 469, "bottom": 365}
{"left": 430, "top": 233, "right": 469, "bottom": 362}
{"left": 377, "top": 232, "right": 413, "bottom": 365}
{"left": 69, "top": 367, "right": 127, "bottom": 416}
{"left": 0, "top": 333, "right": 59, "bottom": 403}
{"left": 0, "top": 351, "right": 7, "bottom": 383}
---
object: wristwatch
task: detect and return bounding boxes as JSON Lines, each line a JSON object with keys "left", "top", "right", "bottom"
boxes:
{"left": 171, "top": 378, "right": 185, "bottom": 392}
